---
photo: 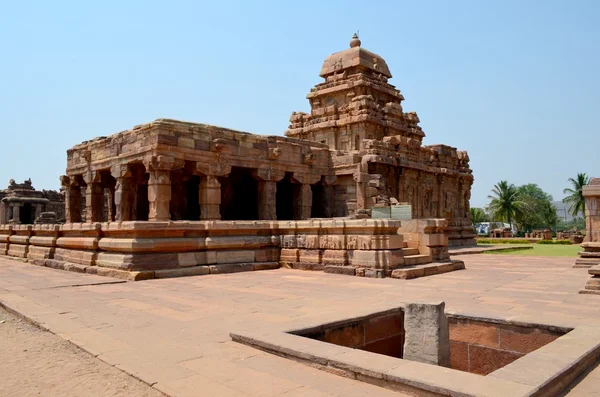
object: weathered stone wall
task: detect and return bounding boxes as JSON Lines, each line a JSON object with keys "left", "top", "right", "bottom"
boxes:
{"left": 449, "top": 317, "right": 562, "bottom": 375}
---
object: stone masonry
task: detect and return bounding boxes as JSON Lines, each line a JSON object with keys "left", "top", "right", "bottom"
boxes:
{"left": 286, "top": 34, "right": 475, "bottom": 246}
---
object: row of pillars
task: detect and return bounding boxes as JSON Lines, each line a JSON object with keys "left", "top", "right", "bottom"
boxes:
{"left": 62, "top": 156, "right": 334, "bottom": 223}
{"left": 0, "top": 202, "right": 43, "bottom": 224}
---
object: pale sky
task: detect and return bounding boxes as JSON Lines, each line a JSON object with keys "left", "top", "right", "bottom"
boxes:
{"left": 1, "top": 0, "right": 598, "bottom": 207}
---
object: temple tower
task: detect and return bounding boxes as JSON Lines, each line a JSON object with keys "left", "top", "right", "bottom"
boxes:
{"left": 286, "top": 34, "right": 425, "bottom": 150}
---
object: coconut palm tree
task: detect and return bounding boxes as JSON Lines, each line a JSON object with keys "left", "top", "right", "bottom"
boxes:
{"left": 487, "top": 181, "right": 525, "bottom": 229}
{"left": 563, "top": 173, "right": 590, "bottom": 218}
{"left": 470, "top": 207, "right": 489, "bottom": 224}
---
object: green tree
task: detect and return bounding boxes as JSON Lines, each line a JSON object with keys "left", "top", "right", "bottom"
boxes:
{"left": 562, "top": 173, "right": 590, "bottom": 218}
{"left": 539, "top": 200, "right": 559, "bottom": 229}
{"left": 487, "top": 181, "right": 525, "bottom": 229}
{"left": 514, "top": 184, "right": 554, "bottom": 232}
{"left": 470, "top": 207, "right": 489, "bottom": 224}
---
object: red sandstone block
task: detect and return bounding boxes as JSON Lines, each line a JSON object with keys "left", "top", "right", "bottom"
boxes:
{"left": 252, "top": 262, "right": 279, "bottom": 271}
{"left": 362, "top": 333, "right": 404, "bottom": 358}
{"left": 498, "top": 326, "right": 560, "bottom": 354}
{"left": 322, "top": 322, "right": 365, "bottom": 348}
{"left": 255, "top": 248, "right": 279, "bottom": 262}
{"left": 449, "top": 320, "right": 499, "bottom": 348}
{"left": 450, "top": 341, "right": 469, "bottom": 372}
{"left": 467, "top": 345, "right": 523, "bottom": 375}
{"left": 208, "top": 263, "right": 254, "bottom": 274}
{"left": 292, "top": 262, "right": 324, "bottom": 271}
{"left": 364, "top": 314, "right": 403, "bottom": 344}
{"left": 324, "top": 265, "right": 355, "bottom": 276}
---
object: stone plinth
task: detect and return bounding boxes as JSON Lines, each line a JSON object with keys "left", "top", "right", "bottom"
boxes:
{"left": 582, "top": 265, "right": 600, "bottom": 294}
{"left": 0, "top": 219, "right": 451, "bottom": 281}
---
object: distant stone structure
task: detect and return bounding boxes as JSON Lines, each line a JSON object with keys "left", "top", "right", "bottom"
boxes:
{"left": 0, "top": 179, "right": 65, "bottom": 224}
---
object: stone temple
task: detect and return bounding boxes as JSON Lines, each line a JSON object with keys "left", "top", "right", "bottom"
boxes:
{"left": 0, "top": 179, "right": 65, "bottom": 224}
{"left": 60, "top": 35, "right": 473, "bottom": 242}
{"left": 0, "top": 36, "right": 473, "bottom": 280}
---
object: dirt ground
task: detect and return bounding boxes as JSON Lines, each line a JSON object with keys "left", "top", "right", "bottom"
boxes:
{"left": 0, "top": 308, "right": 166, "bottom": 397}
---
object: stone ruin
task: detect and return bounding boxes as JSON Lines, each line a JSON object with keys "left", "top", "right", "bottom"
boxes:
{"left": 0, "top": 179, "right": 65, "bottom": 225}
{"left": 0, "top": 36, "right": 472, "bottom": 280}
{"left": 579, "top": 178, "right": 600, "bottom": 293}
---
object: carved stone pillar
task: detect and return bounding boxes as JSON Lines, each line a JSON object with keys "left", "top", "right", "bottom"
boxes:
{"left": 354, "top": 171, "right": 368, "bottom": 211}
{"left": 111, "top": 166, "right": 132, "bottom": 222}
{"left": 84, "top": 173, "right": 104, "bottom": 223}
{"left": 437, "top": 175, "right": 444, "bottom": 218}
{"left": 295, "top": 184, "right": 313, "bottom": 220}
{"left": 199, "top": 175, "right": 221, "bottom": 220}
{"left": 83, "top": 172, "right": 104, "bottom": 223}
{"left": 196, "top": 161, "right": 231, "bottom": 221}
{"left": 35, "top": 204, "right": 42, "bottom": 221}
{"left": 293, "top": 173, "right": 322, "bottom": 220}
{"left": 258, "top": 180, "right": 277, "bottom": 220}
{"left": 324, "top": 176, "right": 337, "bottom": 218}
{"left": 60, "top": 176, "right": 71, "bottom": 223}
{"left": 145, "top": 156, "right": 184, "bottom": 222}
{"left": 253, "top": 168, "right": 285, "bottom": 221}
{"left": 0, "top": 201, "right": 6, "bottom": 224}
{"left": 12, "top": 204, "right": 21, "bottom": 224}
{"left": 148, "top": 169, "right": 171, "bottom": 222}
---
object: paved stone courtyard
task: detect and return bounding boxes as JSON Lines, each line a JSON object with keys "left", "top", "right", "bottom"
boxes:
{"left": 1, "top": 255, "right": 600, "bottom": 396}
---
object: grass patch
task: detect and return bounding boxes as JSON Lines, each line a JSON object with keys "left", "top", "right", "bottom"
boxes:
{"left": 477, "top": 239, "right": 531, "bottom": 245}
{"left": 483, "top": 244, "right": 581, "bottom": 257}
{"left": 537, "top": 239, "right": 572, "bottom": 245}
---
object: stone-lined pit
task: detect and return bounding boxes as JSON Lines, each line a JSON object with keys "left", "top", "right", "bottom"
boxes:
{"left": 293, "top": 309, "right": 567, "bottom": 375}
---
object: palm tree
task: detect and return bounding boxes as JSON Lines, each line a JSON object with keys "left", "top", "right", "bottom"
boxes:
{"left": 540, "top": 201, "right": 559, "bottom": 230}
{"left": 563, "top": 173, "right": 590, "bottom": 218}
{"left": 487, "top": 181, "right": 525, "bottom": 229}
{"left": 470, "top": 207, "right": 489, "bottom": 224}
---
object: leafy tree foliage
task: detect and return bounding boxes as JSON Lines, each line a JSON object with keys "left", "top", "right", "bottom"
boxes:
{"left": 487, "top": 182, "right": 558, "bottom": 232}
{"left": 470, "top": 207, "right": 489, "bottom": 224}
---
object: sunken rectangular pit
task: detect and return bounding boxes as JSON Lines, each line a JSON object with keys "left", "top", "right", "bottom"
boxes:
{"left": 292, "top": 308, "right": 566, "bottom": 376}
{"left": 231, "top": 303, "right": 600, "bottom": 397}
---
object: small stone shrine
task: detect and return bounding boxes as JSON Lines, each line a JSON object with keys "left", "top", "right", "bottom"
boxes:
{"left": 0, "top": 179, "right": 65, "bottom": 224}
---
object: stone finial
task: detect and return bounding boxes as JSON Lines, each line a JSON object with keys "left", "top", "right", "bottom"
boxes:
{"left": 350, "top": 33, "right": 361, "bottom": 48}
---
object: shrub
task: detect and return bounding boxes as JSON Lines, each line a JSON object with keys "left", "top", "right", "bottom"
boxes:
{"left": 476, "top": 238, "right": 531, "bottom": 245}
{"left": 536, "top": 239, "right": 572, "bottom": 245}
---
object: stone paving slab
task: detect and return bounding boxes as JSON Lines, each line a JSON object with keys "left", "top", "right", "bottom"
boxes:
{"left": 1, "top": 255, "right": 600, "bottom": 396}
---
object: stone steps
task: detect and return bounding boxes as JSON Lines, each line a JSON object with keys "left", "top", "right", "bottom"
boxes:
{"left": 403, "top": 254, "right": 432, "bottom": 266}
{"left": 390, "top": 260, "right": 465, "bottom": 279}
{"left": 402, "top": 247, "right": 420, "bottom": 256}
